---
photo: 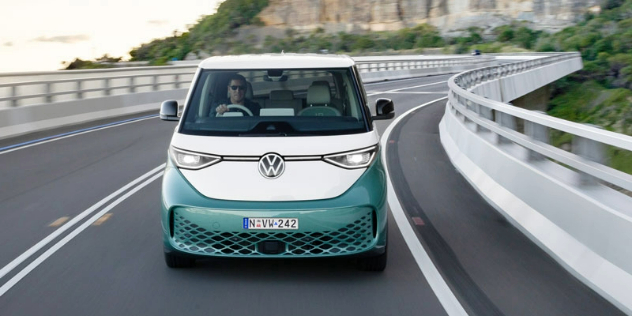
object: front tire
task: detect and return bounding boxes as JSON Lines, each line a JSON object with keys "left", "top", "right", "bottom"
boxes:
{"left": 164, "top": 251, "right": 195, "bottom": 268}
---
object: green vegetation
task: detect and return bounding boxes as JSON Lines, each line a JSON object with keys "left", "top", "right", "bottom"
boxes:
{"left": 62, "top": 54, "right": 122, "bottom": 69}
{"left": 128, "top": 0, "right": 268, "bottom": 63}
{"left": 543, "top": 1, "right": 632, "bottom": 140}
{"left": 257, "top": 24, "right": 445, "bottom": 55}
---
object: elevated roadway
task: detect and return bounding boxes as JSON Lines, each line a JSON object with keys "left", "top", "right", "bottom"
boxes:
{"left": 0, "top": 74, "right": 624, "bottom": 316}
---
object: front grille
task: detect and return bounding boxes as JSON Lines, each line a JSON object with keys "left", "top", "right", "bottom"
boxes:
{"left": 172, "top": 211, "right": 374, "bottom": 256}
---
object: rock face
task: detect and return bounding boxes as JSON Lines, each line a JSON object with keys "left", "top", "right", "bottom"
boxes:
{"left": 257, "top": 0, "right": 601, "bottom": 34}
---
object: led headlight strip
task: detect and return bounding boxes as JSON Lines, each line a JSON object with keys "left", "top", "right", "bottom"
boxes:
{"left": 323, "top": 145, "right": 378, "bottom": 169}
{"left": 170, "top": 146, "right": 221, "bottom": 170}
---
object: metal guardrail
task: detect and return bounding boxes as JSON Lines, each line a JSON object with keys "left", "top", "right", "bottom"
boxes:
{"left": 0, "top": 65, "right": 199, "bottom": 108}
{"left": 447, "top": 52, "right": 632, "bottom": 191}
{"left": 355, "top": 56, "right": 492, "bottom": 72}
{"left": 0, "top": 56, "right": 491, "bottom": 108}
{"left": 0, "top": 72, "right": 193, "bottom": 106}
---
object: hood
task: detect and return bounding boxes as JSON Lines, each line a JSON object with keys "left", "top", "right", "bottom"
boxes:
{"left": 170, "top": 132, "right": 380, "bottom": 201}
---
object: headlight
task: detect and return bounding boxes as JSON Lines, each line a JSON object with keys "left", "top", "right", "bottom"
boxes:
{"left": 323, "top": 146, "right": 378, "bottom": 169}
{"left": 170, "top": 146, "right": 220, "bottom": 170}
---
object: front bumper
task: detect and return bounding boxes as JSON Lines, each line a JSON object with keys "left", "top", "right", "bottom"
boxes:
{"left": 161, "top": 155, "right": 388, "bottom": 259}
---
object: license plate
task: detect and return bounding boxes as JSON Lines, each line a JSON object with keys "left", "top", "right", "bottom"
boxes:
{"left": 243, "top": 218, "right": 298, "bottom": 230}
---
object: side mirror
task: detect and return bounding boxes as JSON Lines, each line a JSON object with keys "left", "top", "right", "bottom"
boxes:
{"left": 160, "top": 100, "right": 179, "bottom": 121}
{"left": 372, "top": 98, "right": 394, "bottom": 120}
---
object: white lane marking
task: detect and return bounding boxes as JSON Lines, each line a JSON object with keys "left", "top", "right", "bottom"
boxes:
{"left": 369, "top": 91, "right": 449, "bottom": 96}
{"left": 381, "top": 96, "right": 469, "bottom": 316}
{"left": 0, "top": 164, "right": 165, "bottom": 281}
{"left": 363, "top": 74, "right": 454, "bottom": 86}
{"left": 367, "top": 80, "right": 448, "bottom": 96}
{"left": 0, "top": 171, "right": 164, "bottom": 297}
{"left": 0, "top": 116, "right": 157, "bottom": 155}
{"left": 387, "top": 80, "right": 447, "bottom": 92}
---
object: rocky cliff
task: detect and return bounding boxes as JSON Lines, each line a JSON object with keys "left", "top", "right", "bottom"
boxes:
{"left": 257, "top": 0, "right": 602, "bottom": 34}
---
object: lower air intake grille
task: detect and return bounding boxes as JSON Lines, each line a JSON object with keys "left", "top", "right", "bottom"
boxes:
{"left": 172, "top": 211, "right": 374, "bottom": 256}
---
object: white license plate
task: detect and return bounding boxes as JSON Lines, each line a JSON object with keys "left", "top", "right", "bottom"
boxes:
{"left": 243, "top": 218, "right": 298, "bottom": 230}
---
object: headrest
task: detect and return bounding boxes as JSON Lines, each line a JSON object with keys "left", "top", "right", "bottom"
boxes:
{"left": 270, "top": 90, "right": 294, "bottom": 100}
{"left": 306, "top": 84, "right": 331, "bottom": 105}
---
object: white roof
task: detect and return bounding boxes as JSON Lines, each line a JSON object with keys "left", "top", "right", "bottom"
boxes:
{"left": 198, "top": 54, "right": 355, "bottom": 69}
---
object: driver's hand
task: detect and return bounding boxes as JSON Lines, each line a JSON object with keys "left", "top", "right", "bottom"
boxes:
{"left": 216, "top": 104, "right": 228, "bottom": 115}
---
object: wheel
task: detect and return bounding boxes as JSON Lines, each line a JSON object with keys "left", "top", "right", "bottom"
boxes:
{"left": 356, "top": 247, "right": 388, "bottom": 272}
{"left": 164, "top": 251, "right": 195, "bottom": 268}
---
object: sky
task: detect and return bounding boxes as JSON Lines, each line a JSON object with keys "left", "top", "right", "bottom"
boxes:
{"left": 0, "top": 0, "right": 222, "bottom": 73}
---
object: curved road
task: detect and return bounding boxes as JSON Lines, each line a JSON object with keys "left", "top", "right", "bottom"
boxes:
{"left": 0, "top": 74, "right": 623, "bottom": 316}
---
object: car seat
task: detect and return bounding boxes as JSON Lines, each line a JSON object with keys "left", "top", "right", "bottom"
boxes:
{"left": 298, "top": 84, "right": 341, "bottom": 116}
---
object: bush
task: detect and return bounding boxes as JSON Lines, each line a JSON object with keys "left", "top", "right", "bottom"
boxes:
{"left": 494, "top": 25, "right": 514, "bottom": 42}
{"left": 603, "top": 0, "right": 624, "bottom": 10}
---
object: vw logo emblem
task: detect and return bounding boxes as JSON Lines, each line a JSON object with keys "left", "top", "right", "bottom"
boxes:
{"left": 258, "top": 153, "right": 285, "bottom": 179}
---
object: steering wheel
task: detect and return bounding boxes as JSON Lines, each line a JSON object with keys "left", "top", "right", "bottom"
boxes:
{"left": 216, "top": 104, "right": 253, "bottom": 117}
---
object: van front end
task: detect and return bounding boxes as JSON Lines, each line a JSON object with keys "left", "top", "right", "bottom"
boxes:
{"left": 161, "top": 153, "right": 387, "bottom": 270}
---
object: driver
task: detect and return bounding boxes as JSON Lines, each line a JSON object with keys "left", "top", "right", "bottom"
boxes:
{"left": 212, "top": 74, "right": 261, "bottom": 116}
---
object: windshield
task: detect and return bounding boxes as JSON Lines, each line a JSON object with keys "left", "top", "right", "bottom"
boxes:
{"left": 179, "top": 68, "right": 370, "bottom": 136}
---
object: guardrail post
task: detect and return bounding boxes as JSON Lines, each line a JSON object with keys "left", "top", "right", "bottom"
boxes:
{"left": 45, "top": 83, "right": 52, "bottom": 103}
{"left": 174, "top": 74, "right": 180, "bottom": 89}
{"left": 572, "top": 125, "right": 606, "bottom": 186}
{"left": 495, "top": 111, "right": 516, "bottom": 144}
{"left": 476, "top": 102, "right": 493, "bottom": 133}
{"left": 11, "top": 86, "right": 18, "bottom": 107}
{"left": 152, "top": 75, "right": 158, "bottom": 91}
{"left": 130, "top": 77, "right": 135, "bottom": 93}
{"left": 525, "top": 113, "right": 549, "bottom": 161}
{"left": 77, "top": 80, "right": 83, "bottom": 99}
{"left": 104, "top": 78, "right": 110, "bottom": 96}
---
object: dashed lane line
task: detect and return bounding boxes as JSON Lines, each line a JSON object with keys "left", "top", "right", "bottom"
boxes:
{"left": 92, "top": 213, "right": 113, "bottom": 226}
{"left": 48, "top": 217, "right": 70, "bottom": 227}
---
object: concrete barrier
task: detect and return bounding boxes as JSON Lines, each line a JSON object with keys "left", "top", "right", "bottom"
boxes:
{"left": 0, "top": 89, "right": 187, "bottom": 140}
{"left": 440, "top": 54, "right": 632, "bottom": 314}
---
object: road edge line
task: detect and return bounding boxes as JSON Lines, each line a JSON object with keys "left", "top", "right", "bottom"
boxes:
{"left": 380, "top": 96, "right": 469, "bottom": 316}
{"left": 0, "top": 115, "right": 158, "bottom": 155}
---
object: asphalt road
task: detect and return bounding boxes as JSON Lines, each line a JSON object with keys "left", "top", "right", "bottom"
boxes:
{"left": 0, "top": 74, "right": 623, "bottom": 316}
